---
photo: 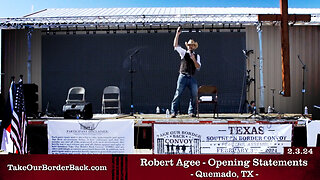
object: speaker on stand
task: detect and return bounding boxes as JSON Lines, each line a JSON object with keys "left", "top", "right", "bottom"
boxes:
{"left": 23, "top": 83, "right": 39, "bottom": 118}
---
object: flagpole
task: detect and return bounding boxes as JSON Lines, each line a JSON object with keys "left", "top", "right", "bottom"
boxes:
{"left": 27, "top": 27, "right": 33, "bottom": 84}
{"left": 11, "top": 76, "right": 15, "bottom": 154}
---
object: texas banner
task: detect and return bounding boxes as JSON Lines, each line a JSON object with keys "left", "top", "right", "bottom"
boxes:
{"left": 154, "top": 123, "right": 292, "bottom": 154}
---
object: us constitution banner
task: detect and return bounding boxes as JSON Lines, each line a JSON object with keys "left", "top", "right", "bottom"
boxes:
{"left": 47, "top": 120, "right": 134, "bottom": 154}
{"left": 154, "top": 123, "right": 292, "bottom": 154}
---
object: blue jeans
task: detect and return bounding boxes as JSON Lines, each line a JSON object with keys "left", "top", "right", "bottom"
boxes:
{"left": 171, "top": 73, "right": 198, "bottom": 114}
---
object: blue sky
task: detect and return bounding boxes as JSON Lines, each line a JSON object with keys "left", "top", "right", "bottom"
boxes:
{"left": 0, "top": 0, "right": 319, "bottom": 18}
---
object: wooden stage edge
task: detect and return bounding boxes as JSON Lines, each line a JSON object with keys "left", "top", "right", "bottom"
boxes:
{"left": 28, "top": 113, "right": 311, "bottom": 127}
{"left": 20, "top": 113, "right": 313, "bottom": 153}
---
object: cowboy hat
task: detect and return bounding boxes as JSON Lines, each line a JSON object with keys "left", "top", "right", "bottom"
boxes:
{"left": 185, "top": 39, "right": 198, "bottom": 49}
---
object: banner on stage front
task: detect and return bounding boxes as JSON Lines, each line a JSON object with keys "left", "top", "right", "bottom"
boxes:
{"left": 306, "top": 121, "right": 320, "bottom": 147}
{"left": 154, "top": 123, "right": 292, "bottom": 154}
{"left": 48, "top": 120, "right": 134, "bottom": 154}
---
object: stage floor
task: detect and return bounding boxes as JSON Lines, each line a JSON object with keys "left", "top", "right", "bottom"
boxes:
{"left": 29, "top": 113, "right": 308, "bottom": 127}
{"left": 21, "top": 113, "right": 310, "bottom": 154}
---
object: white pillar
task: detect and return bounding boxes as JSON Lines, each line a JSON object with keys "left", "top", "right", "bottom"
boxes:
{"left": 257, "top": 24, "right": 265, "bottom": 111}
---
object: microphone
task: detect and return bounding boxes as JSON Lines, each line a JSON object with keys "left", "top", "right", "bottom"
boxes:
{"left": 189, "top": 50, "right": 195, "bottom": 57}
{"left": 130, "top": 49, "right": 139, "bottom": 57}
{"left": 297, "top": 55, "right": 307, "bottom": 71}
{"left": 279, "top": 90, "right": 284, "bottom": 95}
{"left": 242, "top": 50, "right": 248, "bottom": 58}
{"left": 242, "top": 49, "right": 253, "bottom": 57}
{"left": 133, "top": 49, "right": 139, "bottom": 55}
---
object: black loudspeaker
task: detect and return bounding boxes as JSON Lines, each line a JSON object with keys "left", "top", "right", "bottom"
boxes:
{"left": 23, "top": 84, "right": 38, "bottom": 118}
{"left": 63, "top": 102, "right": 93, "bottom": 119}
{"left": 292, "top": 126, "right": 307, "bottom": 147}
{"left": 312, "top": 106, "right": 320, "bottom": 120}
{"left": 0, "top": 93, "right": 5, "bottom": 120}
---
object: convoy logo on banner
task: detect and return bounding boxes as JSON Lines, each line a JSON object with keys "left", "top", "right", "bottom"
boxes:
{"left": 155, "top": 130, "right": 201, "bottom": 154}
{"left": 154, "top": 123, "right": 292, "bottom": 154}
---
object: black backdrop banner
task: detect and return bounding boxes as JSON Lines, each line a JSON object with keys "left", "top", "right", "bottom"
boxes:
{"left": 42, "top": 32, "right": 246, "bottom": 115}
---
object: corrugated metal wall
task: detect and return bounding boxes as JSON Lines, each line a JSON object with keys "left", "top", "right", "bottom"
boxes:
{"left": 41, "top": 32, "right": 246, "bottom": 114}
{"left": 2, "top": 29, "right": 42, "bottom": 109}
{"left": 246, "top": 25, "right": 320, "bottom": 113}
{"left": 2, "top": 26, "right": 320, "bottom": 113}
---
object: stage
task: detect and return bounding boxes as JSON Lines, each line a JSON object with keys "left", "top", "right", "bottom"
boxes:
{"left": 30, "top": 113, "right": 306, "bottom": 125}
{"left": 26, "top": 113, "right": 310, "bottom": 154}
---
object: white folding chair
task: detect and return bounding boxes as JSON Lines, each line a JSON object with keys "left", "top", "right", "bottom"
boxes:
{"left": 102, "top": 86, "right": 121, "bottom": 114}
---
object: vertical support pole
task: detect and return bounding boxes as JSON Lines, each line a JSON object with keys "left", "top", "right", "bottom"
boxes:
{"left": 280, "top": 0, "right": 291, "bottom": 96}
{"left": 27, "top": 27, "right": 33, "bottom": 84}
{"left": 257, "top": 23, "right": 265, "bottom": 112}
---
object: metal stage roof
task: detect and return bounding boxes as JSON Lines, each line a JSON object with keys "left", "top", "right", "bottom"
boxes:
{"left": 0, "top": 7, "right": 320, "bottom": 30}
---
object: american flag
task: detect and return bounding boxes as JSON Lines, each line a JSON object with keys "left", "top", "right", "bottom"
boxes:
{"left": 0, "top": 79, "right": 15, "bottom": 153}
{"left": 1, "top": 76, "right": 28, "bottom": 154}
{"left": 11, "top": 76, "right": 28, "bottom": 154}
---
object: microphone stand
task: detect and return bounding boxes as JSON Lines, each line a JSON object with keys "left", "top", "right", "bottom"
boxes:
{"left": 129, "top": 50, "right": 138, "bottom": 116}
{"left": 298, "top": 55, "right": 306, "bottom": 115}
{"left": 240, "top": 53, "right": 250, "bottom": 114}
{"left": 253, "top": 58, "right": 257, "bottom": 110}
{"left": 270, "top": 88, "right": 278, "bottom": 113}
{"left": 241, "top": 50, "right": 259, "bottom": 117}
{"left": 248, "top": 57, "right": 264, "bottom": 119}
{"left": 116, "top": 49, "right": 141, "bottom": 119}
{"left": 116, "top": 49, "right": 140, "bottom": 119}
